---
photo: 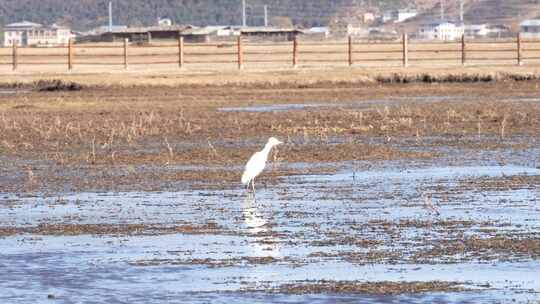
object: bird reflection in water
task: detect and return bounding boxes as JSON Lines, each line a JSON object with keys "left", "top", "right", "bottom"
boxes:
{"left": 241, "top": 196, "right": 281, "bottom": 258}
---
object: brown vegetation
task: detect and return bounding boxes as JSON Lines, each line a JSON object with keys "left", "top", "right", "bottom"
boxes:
{"left": 263, "top": 281, "right": 464, "bottom": 294}
{"left": 1, "top": 75, "right": 539, "bottom": 192}
{"left": 0, "top": 222, "right": 223, "bottom": 237}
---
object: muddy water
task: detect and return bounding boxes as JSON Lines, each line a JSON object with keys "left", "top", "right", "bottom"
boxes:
{"left": 217, "top": 96, "right": 470, "bottom": 113}
{"left": 0, "top": 89, "right": 30, "bottom": 95}
{"left": 1, "top": 161, "right": 539, "bottom": 303}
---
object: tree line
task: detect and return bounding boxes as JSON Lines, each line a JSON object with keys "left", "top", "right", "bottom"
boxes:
{"left": 0, "top": 0, "right": 406, "bottom": 30}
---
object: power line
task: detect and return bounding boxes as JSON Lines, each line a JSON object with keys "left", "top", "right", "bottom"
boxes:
{"left": 440, "top": 0, "right": 444, "bottom": 20}
{"left": 108, "top": 1, "right": 113, "bottom": 31}
{"left": 460, "top": 0, "right": 464, "bottom": 22}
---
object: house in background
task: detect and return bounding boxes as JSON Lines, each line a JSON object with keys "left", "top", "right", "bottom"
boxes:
{"left": 87, "top": 25, "right": 129, "bottom": 35}
{"left": 520, "top": 19, "right": 540, "bottom": 38}
{"left": 463, "top": 24, "right": 510, "bottom": 38}
{"left": 158, "top": 18, "right": 173, "bottom": 27}
{"left": 181, "top": 26, "right": 229, "bottom": 43}
{"left": 417, "top": 20, "right": 465, "bottom": 41}
{"left": 382, "top": 9, "right": 418, "bottom": 23}
{"left": 3, "top": 21, "right": 71, "bottom": 46}
{"left": 305, "top": 27, "right": 330, "bottom": 39}
{"left": 465, "top": 24, "right": 490, "bottom": 38}
{"left": 486, "top": 24, "right": 511, "bottom": 38}
{"left": 236, "top": 27, "right": 304, "bottom": 41}
{"left": 89, "top": 25, "right": 191, "bottom": 43}
{"left": 396, "top": 9, "right": 418, "bottom": 23}
{"left": 79, "top": 24, "right": 302, "bottom": 44}
{"left": 347, "top": 24, "right": 369, "bottom": 37}
{"left": 362, "top": 13, "right": 376, "bottom": 24}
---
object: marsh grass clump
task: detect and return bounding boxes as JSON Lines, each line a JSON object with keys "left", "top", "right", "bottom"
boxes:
{"left": 376, "top": 73, "right": 499, "bottom": 84}
{"left": 267, "top": 281, "right": 464, "bottom": 295}
{"left": 0, "top": 81, "right": 27, "bottom": 89}
{"left": 502, "top": 72, "right": 540, "bottom": 82}
{"left": 372, "top": 71, "right": 540, "bottom": 84}
{"left": 34, "top": 79, "right": 83, "bottom": 92}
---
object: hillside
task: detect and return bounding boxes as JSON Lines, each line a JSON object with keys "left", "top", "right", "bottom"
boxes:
{"left": 0, "top": 0, "right": 413, "bottom": 31}
{"left": 1, "top": 0, "right": 538, "bottom": 32}
{"left": 400, "top": 0, "right": 540, "bottom": 31}
{"left": 465, "top": 0, "right": 540, "bottom": 29}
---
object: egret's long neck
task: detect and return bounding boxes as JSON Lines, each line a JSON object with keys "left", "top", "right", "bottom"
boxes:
{"left": 261, "top": 143, "right": 274, "bottom": 157}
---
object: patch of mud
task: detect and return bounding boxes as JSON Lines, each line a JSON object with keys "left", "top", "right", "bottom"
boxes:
{"left": 459, "top": 174, "right": 540, "bottom": 191}
{"left": 412, "top": 237, "right": 540, "bottom": 262}
{"left": 0, "top": 222, "right": 223, "bottom": 237}
{"left": 258, "top": 281, "right": 465, "bottom": 295}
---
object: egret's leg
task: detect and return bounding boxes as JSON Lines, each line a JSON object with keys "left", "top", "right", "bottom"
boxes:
{"left": 251, "top": 179, "right": 257, "bottom": 202}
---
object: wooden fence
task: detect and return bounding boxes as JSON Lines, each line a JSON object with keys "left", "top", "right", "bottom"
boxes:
{"left": 1, "top": 33, "right": 540, "bottom": 71}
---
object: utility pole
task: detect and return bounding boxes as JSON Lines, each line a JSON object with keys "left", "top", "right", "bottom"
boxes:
{"left": 264, "top": 5, "right": 268, "bottom": 27}
{"left": 440, "top": 0, "right": 444, "bottom": 21}
{"left": 242, "top": 0, "right": 247, "bottom": 27}
{"left": 460, "top": 0, "right": 464, "bottom": 22}
{"left": 108, "top": 1, "right": 113, "bottom": 32}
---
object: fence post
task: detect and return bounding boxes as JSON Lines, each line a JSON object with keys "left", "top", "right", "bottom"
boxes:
{"left": 461, "top": 34, "right": 466, "bottom": 66}
{"left": 402, "top": 33, "right": 408, "bottom": 68}
{"left": 12, "top": 43, "right": 18, "bottom": 71}
{"left": 293, "top": 35, "right": 298, "bottom": 68}
{"left": 68, "top": 38, "right": 74, "bottom": 71}
{"left": 517, "top": 32, "right": 523, "bottom": 66}
{"left": 123, "top": 38, "right": 129, "bottom": 69}
{"left": 178, "top": 35, "right": 184, "bottom": 68}
{"left": 348, "top": 36, "right": 353, "bottom": 67}
{"left": 237, "top": 35, "right": 243, "bottom": 70}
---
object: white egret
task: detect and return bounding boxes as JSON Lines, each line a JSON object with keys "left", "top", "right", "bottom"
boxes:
{"left": 241, "top": 137, "right": 283, "bottom": 192}
{"left": 422, "top": 193, "right": 440, "bottom": 216}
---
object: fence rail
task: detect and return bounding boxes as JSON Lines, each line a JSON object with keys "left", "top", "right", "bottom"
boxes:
{"left": 1, "top": 33, "right": 540, "bottom": 71}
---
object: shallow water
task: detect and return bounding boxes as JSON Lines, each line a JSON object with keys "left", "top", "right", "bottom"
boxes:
{"left": 1, "top": 161, "right": 539, "bottom": 303}
{"left": 0, "top": 89, "right": 30, "bottom": 95}
{"left": 217, "top": 96, "right": 472, "bottom": 113}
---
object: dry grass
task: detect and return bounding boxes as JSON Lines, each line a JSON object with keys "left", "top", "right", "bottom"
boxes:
{"left": 260, "top": 280, "right": 464, "bottom": 295}
{"left": 0, "top": 222, "right": 223, "bottom": 237}
{"left": 0, "top": 78, "right": 539, "bottom": 192}
{"left": 1, "top": 83, "right": 538, "bottom": 159}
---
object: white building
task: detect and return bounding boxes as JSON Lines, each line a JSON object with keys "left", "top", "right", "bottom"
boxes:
{"left": 465, "top": 24, "right": 489, "bottom": 38}
{"left": 362, "top": 13, "right": 375, "bottom": 24}
{"left": 85, "top": 25, "right": 129, "bottom": 36}
{"left": 396, "top": 9, "right": 418, "bottom": 23}
{"left": 306, "top": 27, "right": 330, "bottom": 38}
{"left": 382, "top": 9, "right": 418, "bottom": 23}
{"left": 158, "top": 18, "right": 173, "bottom": 26}
{"left": 418, "top": 21, "right": 465, "bottom": 41}
{"left": 347, "top": 24, "right": 368, "bottom": 36}
{"left": 520, "top": 19, "right": 540, "bottom": 38}
{"left": 3, "top": 21, "right": 71, "bottom": 46}
{"left": 382, "top": 11, "right": 394, "bottom": 23}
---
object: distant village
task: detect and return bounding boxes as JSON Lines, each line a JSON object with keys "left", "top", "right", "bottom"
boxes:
{"left": 3, "top": 3, "right": 540, "bottom": 47}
